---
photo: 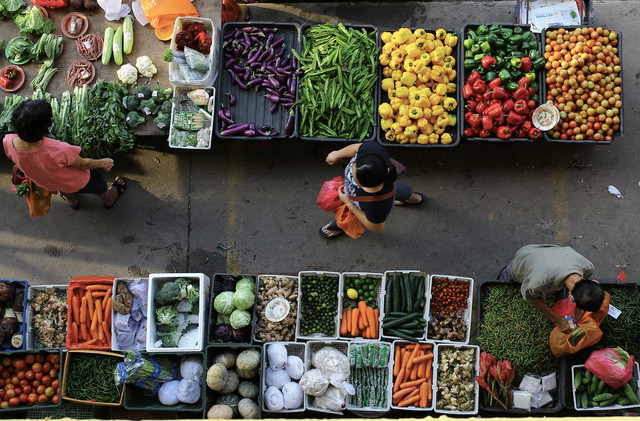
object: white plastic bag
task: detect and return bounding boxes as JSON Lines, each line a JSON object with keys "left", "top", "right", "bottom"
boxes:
{"left": 98, "top": 0, "right": 131, "bottom": 21}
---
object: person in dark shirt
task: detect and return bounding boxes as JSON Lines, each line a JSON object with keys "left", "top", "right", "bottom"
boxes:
{"left": 320, "top": 140, "right": 424, "bottom": 239}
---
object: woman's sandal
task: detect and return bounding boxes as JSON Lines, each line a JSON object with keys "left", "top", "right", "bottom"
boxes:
{"left": 104, "top": 176, "right": 126, "bottom": 209}
{"left": 319, "top": 223, "right": 343, "bottom": 239}
{"left": 395, "top": 192, "right": 425, "bottom": 206}
{"left": 61, "top": 195, "right": 80, "bottom": 210}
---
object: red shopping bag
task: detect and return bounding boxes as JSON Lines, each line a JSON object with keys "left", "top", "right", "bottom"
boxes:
{"left": 316, "top": 176, "right": 344, "bottom": 212}
{"left": 585, "top": 347, "right": 636, "bottom": 389}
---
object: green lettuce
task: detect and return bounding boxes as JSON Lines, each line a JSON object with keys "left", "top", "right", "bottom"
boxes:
{"left": 13, "top": 6, "right": 55, "bottom": 35}
{"left": 0, "top": 0, "right": 26, "bottom": 19}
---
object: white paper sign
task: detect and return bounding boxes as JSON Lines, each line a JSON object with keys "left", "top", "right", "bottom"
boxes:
{"left": 608, "top": 304, "right": 621, "bottom": 319}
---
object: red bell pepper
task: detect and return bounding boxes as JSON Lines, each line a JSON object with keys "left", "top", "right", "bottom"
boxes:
{"left": 513, "top": 86, "right": 530, "bottom": 101}
{"left": 491, "top": 87, "right": 508, "bottom": 100}
{"left": 464, "top": 111, "right": 474, "bottom": 123}
{"left": 476, "top": 102, "right": 487, "bottom": 115}
{"left": 463, "top": 127, "right": 478, "bottom": 137}
{"left": 481, "top": 55, "right": 496, "bottom": 69}
{"left": 481, "top": 115, "right": 494, "bottom": 130}
{"left": 495, "top": 114, "right": 506, "bottom": 126}
{"left": 527, "top": 99, "right": 537, "bottom": 110}
{"left": 463, "top": 83, "right": 474, "bottom": 99}
{"left": 484, "top": 103, "right": 502, "bottom": 118}
{"left": 505, "top": 111, "right": 525, "bottom": 126}
{"left": 465, "top": 99, "right": 479, "bottom": 112}
{"left": 528, "top": 127, "right": 542, "bottom": 139}
{"left": 502, "top": 98, "right": 515, "bottom": 113}
{"left": 517, "top": 77, "right": 530, "bottom": 88}
{"left": 497, "top": 126, "right": 512, "bottom": 139}
{"left": 488, "top": 78, "right": 502, "bottom": 89}
{"left": 0, "top": 76, "right": 13, "bottom": 89}
{"left": 520, "top": 57, "right": 532, "bottom": 72}
{"left": 469, "top": 113, "right": 482, "bottom": 129}
{"left": 472, "top": 78, "right": 487, "bottom": 94}
{"left": 512, "top": 129, "right": 523, "bottom": 138}
{"left": 521, "top": 121, "right": 533, "bottom": 133}
{"left": 514, "top": 99, "right": 529, "bottom": 115}
{"left": 488, "top": 99, "right": 502, "bottom": 106}
{"left": 528, "top": 86, "right": 536, "bottom": 96}
{"left": 467, "top": 71, "right": 482, "bottom": 85}
{"left": 483, "top": 89, "right": 494, "bottom": 101}
{"left": 478, "top": 129, "right": 491, "bottom": 138}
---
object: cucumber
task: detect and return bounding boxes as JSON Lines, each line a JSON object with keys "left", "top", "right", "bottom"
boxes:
{"left": 384, "top": 277, "right": 392, "bottom": 312}
{"left": 584, "top": 369, "right": 592, "bottom": 384}
{"left": 113, "top": 26, "right": 123, "bottom": 66}
{"left": 574, "top": 369, "right": 583, "bottom": 388}
{"left": 618, "top": 397, "right": 632, "bottom": 406}
{"left": 599, "top": 396, "right": 617, "bottom": 407}
{"left": 413, "top": 277, "right": 425, "bottom": 313}
{"left": 623, "top": 382, "right": 639, "bottom": 404}
{"left": 581, "top": 391, "right": 588, "bottom": 409}
{"left": 123, "top": 16, "right": 134, "bottom": 55}
{"left": 392, "top": 272, "right": 401, "bottom": 312}
{"left": 593, "top": 392, "right": 613, "bottom": 403}
{"left": 404, "top": 274, "right": 413, "bottom": 312}
{"left": 386, "top": 328, "right": 417, "bottom": 341}
{"left": 382, "top": 312, "right": 420, "bottom": 329}
{"left": 595, "top": 379, "right": 605, "bottom": 395}
{"left": 102, "top": 27, "right": 114, "bottom": 65}
{"left": 589, "top": 373, "right": 599, "bottom": 395}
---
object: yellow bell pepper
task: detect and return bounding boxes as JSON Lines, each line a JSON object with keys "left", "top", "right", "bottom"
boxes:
{"left": 389, "top": 97, "right": 404, "bottom": 111}
{"left": 428, "top": 133, "right": 439, "bottom": 144}
{"left": 423, "top": 40, "right": 435, "bottom": 53}
{"left": 382, "top": 43, "right": 396, "bottom": 55}
{"left": 446, "top": 82, "right": 457, "bottom": 94}
{"left": 380, "top": 118, "right": 394, "bottom": 131}
{"left": 414, "top": 38, "right": 426, "bottom": 50}
{"left": 413, "top": 28, "right": 427, "bottom": 38}
{"left": 448, "top": 69, "right": 457, "bottom": 80}
{"left": 449, "top": 114, "right": 457, "bottom": 126}
{"left": 389, "top": 59, "right": 403, "bottom": 71}
{"left": 441, "top": 133, "right": 453, "bottom": 145}
{"left": 431, "top": 105, "right": 445, "bottom": 116}
{"left": 430, "top": 47, "right": 446, "bottom": 65}
{"left": 398, "top": 115, "right": 412, "bottom": 128}
{"left": 381, "top": 78, "right": 394, "bottom": 92}
{"left": 405, "top": 43, "right": 422, "bottom": 59}
{"left": 444, "top": 33, "right": 458, "bottom": 47}
{"left": 436, "top": 113, "right": 449, "bottom": 127}
{"left": 416, "top": 118, "right": 429, "bottom": 129}
{"left": 443, "top": 97, "right": 457, "bottom": 112}
{"left": 417, "top": 134, "right": 429, "bottom": 145}
{"left": 412, "top": 59, "right": 428, "bottom": 75}
{"left": 409, "top": 107, "right": 423, "bottom": 119}
{"left": 395, "top": 81, "right": 404, "bottom": 90}
{"left": 425, "top": 32, "right": 435, "bottom": 41}
{"left": 403, "top": 58, "right": 416, "bottom": 73}
{"left": 431, "top": 66, "right": 448, "bottom": 83}
{"left": 412, "top": 90, "right": 430, "bottom": 109}
{"left": 417, "top": 69, "right": 431, "bottom": 83}
{"left": 444, "top": 56, "right": 456, "bottom": 69}
{"left": 381, "top": 32, "right": 393, "bottom": 44}
{"left": 391, "top": 29, "right": 411, "bottom": 45}
{"left": 434, "top": 83, "right": 448, "bottom": 96}
{"left": 391, "top": 69, "right": 402, "bottom": 81}
{"left": 390, "top": 122, "right": 402, "bottom": 134}
{"left": 404, "top": 125, "right": 418, "bottom": 136}
{"left": 379, "top": 53, "right": 392, "bottom": 66}
{"left": 398, "top": 104, "right": 410, "bottom": 117}
{"left": 435, "top": 28, "right": 447, "bottom": 40}
{"left": 434, "top": 39, "right": 444, "bottom": 48}
{"left": 434, "top": 125, "right": 446, "bottom": 135}
{"left": 394, "top": 86, "right": 409, "bottom": 98}
{"left": 429, "top": 93, "right": 443, "bottom": 106}
{"left": 378, "top": 103, "right": 393, "bottom": 119}
{"left": 385, "top": 130, "right": 396, "bottom": 142}
{"left": 400, "top": 72, "right": 417, "bottom": 87}
{"left": 421, "top": 107, "right": 432, "bottom": 120}
{"left": 420, "top": 122, "right": 434, "bottom": 135}
{"left": 416, "top": 84, "right": 427, "bottom": 91}
{"left": 382, "top": 66, "right": 393, "bottom": 78}
{"left": 444, "top": 46, "right": 453, "bottom": 56}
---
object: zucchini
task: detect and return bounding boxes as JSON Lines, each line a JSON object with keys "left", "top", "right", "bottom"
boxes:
{"left": 382, "top": 312, "right": 420, "bottom": 329}
{"left": 102, "top": 26, "right": 115, "bottom": 65}
{"left": 386, "top": 328, "right": 417, "bottom": 341}
{"left": 113, "top": 26, "right": 124, "bottom": 66}
{"left": 123, "top": 16, "right": 134, "bottom": 55}
{"left": 592, "top": 392, "right": 613, "bottom": 403}
{"left": 623, "top": 382, "right": 639, "bottom": 404}
{"left": 413, "top": 277, "right": 425, "bottom": 313}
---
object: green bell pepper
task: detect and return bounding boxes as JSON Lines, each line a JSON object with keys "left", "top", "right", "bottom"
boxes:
{"left": 498, "top": 68, "right": 512, "bottom": 81}
{"left": 510, "top": 51, "right": 525, "bottom": 58}
{"left": 527, "top": 39, "right": 538, "bottom": 50}
{"left": 471, "top": 44, "right": 481, "bottom": 54}
{"left": 528, "top": 49, "right": 540, "bottom": 59}
{"left": 463, "top": 38, "right": 475, "bottom": 50}
{"left": 513, "top": 26, "right": 523, "bottom": 34}
{"left": 477, "top": 25, "right": 489, "bottom": 35}
{"left": 465, "top": 49, "right": 474, "bottom": 59}
{"left": 505, "top": 81, "right": 519, "bottom": 91}
{"left": 531, "top": 93, "right": 539, "bottom": 102}
{"left": 480, "top": 41, "right": 492, "bottom": 53}
{"left": 496, "top": 49, "right": 507, "bottom": 58}
{"left": 511, "top": 70, "right": 524, "bottom": 81}
{"left": 485, "top": 71, "right": 498, "bottom": 82}
{"left": 510, "top": 57, "right": 522, "bottom": 69}
{"left": 506, "top": 42, "right": 519, "bottom": 52}
{"left": 464, "top": 58, "right": 476, "bottom": 69}
{"left": 522, "top": 31, "right": 533, "bottom": 42}
{"left": 467, "top": 29, "right": 478, "bottom": 40}
{"left": 476, "top": 35, "right": 487, "bottom": 44}
{"left": 494, "top": 38, "right": 506, "bottom": 50}
{"left": 487, "top": 33, "right": 499, "bottom": 46}
{"left": 532, "top": 57, "right": 545, "bottom": 70}
{"left": 500, "top": 28, "right": 513, "bottom": 39}
{"left": 509, "top": 34, "right": 523, "bottom": 45}
{"left": 489, "top": 24, "right": 502, "bottom": 34}
{"left": 495, "top": 56, "right": 505, "bottom": 68}
{"left": 474, "top": 53, "right": 485, "bottom": 62}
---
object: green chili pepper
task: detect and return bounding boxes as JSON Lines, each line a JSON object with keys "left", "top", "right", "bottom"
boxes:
{"left": 505, "top": 81, "right": 519, "bottom": 91}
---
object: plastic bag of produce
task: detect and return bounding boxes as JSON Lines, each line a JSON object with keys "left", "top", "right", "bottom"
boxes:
{"left": 585, "top": 347, "right": 636, "bottom": 390}
{"left": 552, "top": 292, "right": 610, "bottom": 326}
{"left": 178, "top": 62, "right": 206, "bottom": 82}
{"left": 115, "top": 350, "right": 176, "bottom": 394}
{"left": 316, "top": 176, "right": 344, "bottom": 212}
{"left": 548, "top": 316, "right": 602, "bottom": 357}
{"left": 184, "top": 47, "right": 209, "bottom": 73}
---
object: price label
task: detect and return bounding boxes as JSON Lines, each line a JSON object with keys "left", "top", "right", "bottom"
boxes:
{"left": 608, "top": 304, "right": 621, "bottom": 319}
{"left": 113, "top": 44, "right": 120, "bottom": 53}
{"left": 124, "top": 33, "right": 132, "bottom": 41}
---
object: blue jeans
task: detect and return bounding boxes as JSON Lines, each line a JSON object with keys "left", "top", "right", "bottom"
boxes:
{"left": 499, "top": 260, "right": 515, "bottom": 281}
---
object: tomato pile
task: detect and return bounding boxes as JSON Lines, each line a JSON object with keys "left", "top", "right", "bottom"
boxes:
{"left": 0, "top": 353, "right": 60, "bottom": 409}
{"left": 544, "top": 27, "right": 622, "bottom": 141}
{"left": 430, "top": 277, "right": 470, "bottom": 314}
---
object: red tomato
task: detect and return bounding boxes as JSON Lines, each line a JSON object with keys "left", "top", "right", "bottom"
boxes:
{"left": 35, "top": 355, "right": 45, "bottom": 364}
{"left": 4, "top": 389, "right": 15, "bottom": 399}
{"left": 16, "top": 371, "right": 25, "bottom": 380}
{"left": 37, "top": 394, "right": 48, "bottom": 404}
{"left": 1, "top": 357, "right": 11, "bottom": 367}
{"left": 25, "top": 370, "right": 34, "bottom": 381}
{"left": 31, "top": 363, "right": 42, "bottom": 374}
{"left": 22, "top": 385, "right": 32, "bottom": 394}
{"left": 10, "top": 376, "right": 19, "bottom": 386}
{"left": 49, "top": 369, "right": 58, "bottom": 379}
{"left": 36, "top": 385, "right": 45, "bottom": 395}
{"left": 24, "top": 355, "right": 35, "bottom": 365}
{"left": 51, "top": 394, "right": 59, "bottom": 404}
{"left": 42, "top": 362, "right": 52, "bottom": 373}
{"left": 0, "top": 379, "right": 4, "bottom": 387}
{"left": 41, "top": 375, "right": 52, "bottom": 386}
{"left": 51, "top": 379, "right": 59, "bottom": 390}
{"left": 31, "top": 380, "right": 41, "bottom": 388}
{"left": 6, "top": 367, "right": 14, "bottom": 374}
{"left": 54, "top": 363, "right": 60, "bottom": 370}
{"left": 19, "top": 379, "right": 28, "bottom": 387}
{"left": 27, "top": 393, "right": 37, "bottom": 404}
{"left": 34, "top": 372, "right": 43, "bottom": 381}
{"left": 8, "top": 397, "right": 19, "bottom": 407}
{"left": 0, "top": 401, "right": 7, "bottom": 409}
{"left": 19, "top": 393, "right": 28, "bottom": 404}
{"left": 14, "top": 387, "right": 21, "bottom": 395}
{"left": 12, "top": 359, "right": 25, "bottom": 371}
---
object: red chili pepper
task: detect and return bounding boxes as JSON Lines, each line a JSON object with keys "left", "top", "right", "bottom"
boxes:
{"left": 469, "top": 113, "right": 482, "bottom": 128}
{"left": 478, "top": 129, "right": 491, "bottom": 138}
{"left": 472, "top": 78, "right": 487, "bottom": 94}
{"left": 0, "top": 75, "right": 13, "bottom": 89}
{"left": 517, "top": 77, "right": 530, "bottom": 88}
{"left": 481, "top": 115, "right": 494, "bottom": 130}
{"left": 514, "top": 99, "right": 529, "bottom": 115}
{"left": 513, "top": 86, "right": 530, "bottom": 101}
{"left": 463, "top": 127, "right": 478, "bottom": 137}
{"left": 481, "top": 55, "right": 496, "bottom": 69}
{"left": 521, "top": 120, "right": 533, "bottom": 132}
{"left": 465, "top": 99, "right": 479, "bottom": 112}
{"left": 484, "top": 103, "right": 502, "bottom": 118}
{"left": 520, "top": 57, "right": 532, "bottom": 72}
{"left": 528, "top": 127, "right": 542, "bottom": 139}
{"left": 505, "top": 111, "right": 525, "bottom": 126}
{"left": 462, "top": 83, "right": 474, "bottom": 99}
{"left": 467, "top": 71, "right": 482, "bottom": 85}
{"left": 491, "top": 87, "right": 508, "bottom": 100}
{"left": 488, "top": 77, "right": 502, "bottom": 89}
{"left": 502, "top": 98, "right": 515, "bottom": 113}
{"left": 497, "top": 126, "right": 512, "bottom": 139}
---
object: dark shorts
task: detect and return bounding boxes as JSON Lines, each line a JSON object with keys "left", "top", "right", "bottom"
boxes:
{"left": 73, "top": 169, "right": 108, "bottom": 195}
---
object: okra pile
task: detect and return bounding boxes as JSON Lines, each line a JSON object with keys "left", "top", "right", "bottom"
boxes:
{"left": 349, "top": 343, "right": 390, "bottom": 409}
{"left": 382, "top": 272, "right": 427, "bottom": 341}
{"left": 574, "top": 366, "right": 639, "bottom": 409}
{"left": 299, "top": 274, "right": 339, "bottom": 337}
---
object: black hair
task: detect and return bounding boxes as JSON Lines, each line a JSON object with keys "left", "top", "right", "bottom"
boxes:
{"left": 354, "top": 154, "right": 397, "bottom": 188}
{"left": 11, "top": 100, "right": 53, "bottom": 143}
{"left": 572, "top": 279, "right": 604, "bottom": 312}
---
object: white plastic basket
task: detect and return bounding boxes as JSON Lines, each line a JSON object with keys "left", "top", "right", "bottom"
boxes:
{"left": 388, "top": 340, "right": 436, "bottom": 411}
{"left": 347, "top": 341, "right": 393, "bottom": 416}
{"left": 339, "top": 272, "right": 384, "bottom": 341}
{"left": 572, "top": 363, "right": 640, "bottom": 411}
{"left": 261, "top": 341, "right": 307, "bottom": 413}
{"left": 433, "top": 343, "right": 480, "bottom": 415}
{"left": 296, "top": 271, "right": 341, "bottom": 341}
{"left": 25, "top": 284, "right": 68, "bottom": 350}
{"left": 253, "top": 275, "right": 299, "bottom": 343}
{"left": 168, "top": 86, "right": 214, "bottom": 150}
{"left": 304, "top": 340, "right": 350, "bottom": 415}
{"left": 380, "top": 271, "right": 428, "bottom": 341}
{"left": 169, "top": 17, "right": 218, "bottom": 88}
{"left": 426, "top": 274, "right": 474, "bottom": 344}
{"left": 110, "top": 277, "right": 148, "bottom": 351}
{"left": 146, "top": 273, "right": 210, "bottom": 353}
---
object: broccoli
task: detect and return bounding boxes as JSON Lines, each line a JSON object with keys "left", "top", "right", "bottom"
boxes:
{"left": 154, "top": 112, "right": 170, "bottom": 130}
{"left": 160, "top": 100, "right": 173, "bottom": 115}
{"left": 133, "top": 85, "right": 152, "bottom": 100}
{"left": 186, "top": 132, "right": 198, "bottom": 147}
{"left": 175, "top": 278, "right": 194, "bottom": 299}
{"left": 185, "top": 283, "right": 199, "bottom": 307}
{"left": 157, "top": 331, "right": 178, "bottom": 348}
{"left": 140, "top": 98, "right": 158, "bottom": 115}
{"left": 151, "top": 83, "right": 173, "bottom": 104}
{"left": 123, "top": 95, "right": 140, "bottom": 112}
{"left": 154, "top": 281, "right": 183, "bottom": 306}
{"left": 156, "top": 305, "right": 178, "bottom": 326}
{"left": 126, "top": 111, "right": 145, "bottom": 128}
{"left": 163, "top": 48, "right": 173, "bottom": 62}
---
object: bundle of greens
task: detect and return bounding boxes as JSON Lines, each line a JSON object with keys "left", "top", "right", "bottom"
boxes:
{"left": 13, "top": 6, "right": 54, "bottom": 35}
{"left": 0, "top": 95, "right": 25, "bottom": 134}
{"left": 153, "top": 278, "right": 200, "bottom": 348}
{"left": 0, "top": 0, "right": 25, "bottom": 19}
{"left": 115, "top": 350, "right": 176, "bottom": 393}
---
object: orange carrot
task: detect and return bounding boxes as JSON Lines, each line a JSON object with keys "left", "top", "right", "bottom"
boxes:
{"left": 358, "top": 301, "right": 368, "bottom": 326}
{"left": 411, "top": 353, "right": 433, "bottom": 365}
{"left": 86, "top": 291, "right": 94, "bottom": 317}
{"left": 72, "top": 295, "right": 80, "bottom": 325}
{"left": 406, "top": 339, "right": 421, "bottom": 370}
{"left": 85, "top": 338, "right": 98, "bottom": 345}
{"left": 79, "top": 296, "right": 87, "bottom": 323}
{"left": 424, "top": 362, "right": 432, "bottom": 385}
{"left": 86, "top": 284, "right": 111, "bottom": 290}
{"left": 427, "top": 377, "right": 432, "bottom": 402}
{"left": 419, "top": 382, "right": 429, "bottom": 408}
{"left": 104, "top": 297, "right": 111, "bottom": 323}
{"left": 363, "top": 324, "right": 370, "bottom": 339}
{"left": 346, "top": 307, "right": 352, "bottom": 335}
{"left": 392, "top": 386, "right": 416, "bottom": 401}
{"left": 357, "top": 307, "right": 365, "bottom": 331}
{"left": 340, "top": 309, "right": 348, "bottom": 335}
{"left": 373, "top": 308, "right": 380, "bottom": 338}
{"left": 394, "top": 346, "right": 401, "bottom": 376}
{"left": 90, "top": 292, "right": 106, "bottom": 298}
{"left": 410, "top": 351, "right": 423, "bottom": 380}
{"left": 394, "top": 368, "right": 405, "bottom": 393}
{"left": 80, "top": 323, "right": 88, "bottom": 341}
{"left": 90, "top": 324, "right": 98, "bottom": 340}
{"left": 102, "top": 288, "right": 112, "bottom": 308}
{"left": 365, "top": 306, "right": 376, "bottom": 333}
{"left": 351, "top": 308, "right": 359, "bottom": 335}
{"left": 95, "top": 301, "right": 103, "bottom": 325}
{"left": 403, "top": 344, "right": 433, "bottom": 350}
{"left": 400, "top": 378, "right": 426, "bottom": 389}
{"left": 71, "top": 321, "right": 79, "bottom": 343}
{"left": 398, "top": 394, "right": 421, "bottom": 407}
{"left": 98, "top": 321, "right": 104, "bottom": 342}
{"left": 417, "top": 359, "right": 426, "bottom": 379}
{"left": 102, "top": 321, "right": 111, "bottom": 346}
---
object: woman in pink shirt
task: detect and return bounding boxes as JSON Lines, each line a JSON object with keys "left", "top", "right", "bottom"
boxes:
{"left": 3, "top": 100, "right": 125, "bottom": 210}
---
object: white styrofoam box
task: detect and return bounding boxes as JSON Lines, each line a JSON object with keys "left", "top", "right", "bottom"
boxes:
{"left": 572, "top": 363, "right": 640, "bottom": 411}
{"left": 426, "top": 274, "right": 474, "bottom": 344}
{"left": 388, "top": 340, "right": 436, "bottom": 411}
{"left": 262, "top": 341, "right": 307, "bottom": 413}
{"left": 433, "top": 343, "right": 480, "bottom": 415}
{"left": 146, "top": 273, "right": 210, "bottom": 353}
{"left": 110, "top": 277, "right": 148, "bottom": 351}
{"left": 254, "top": 275, "right": 299, "bottom": 344}
{"left": 25, "top": 284, "right": 67, "bottom": 350}
{"left": 168, "top": 86, "right": 214, "bottom": 150}
{"left": 304, "top": 340, "right": 350, "bottom": 415}
{"left": 339, "top": 272, "right": 384, "bottom": 341}
{"left": 296, "top": 271, "right": 341, "bottom": 341}
{"left": 346, "top": 341, "right": 393, "bottom": 416}
{"left": 380, "top": 271, "right": 428, "bottom": 341}
{"left": 169, "top": 17, "right": 218, "bottom": 88}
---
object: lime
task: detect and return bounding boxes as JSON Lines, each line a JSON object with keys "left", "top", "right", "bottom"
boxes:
{"left": 347, "top": 288, "right": 358, "bottom": 300}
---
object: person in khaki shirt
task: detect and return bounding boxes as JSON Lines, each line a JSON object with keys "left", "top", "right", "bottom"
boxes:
{"left": 499, "top": 244, "right": 605, "bottom": 334}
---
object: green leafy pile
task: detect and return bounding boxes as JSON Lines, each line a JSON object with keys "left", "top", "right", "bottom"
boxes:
{"left": 0, "top": 0, "right": 25, "bottom": 19}
{"left": 13, "top": 5, "right": 54, "bottom": 35}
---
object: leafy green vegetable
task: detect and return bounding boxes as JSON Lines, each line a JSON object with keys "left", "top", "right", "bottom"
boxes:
{"left": 229, "top": 309, "right": 251, "bottom": 329}
{"left": 126, "top": 111, "right": 145, "bottom": 128}
{"left": 6, "top": 35, "right": 33, "bottom": 64}
{"left": 214, "top": 291, "right": 235, "bottom": 315}
{"left": 13, "top": 6, "right": 55, "bottom": 35}
{"left": 0, "top": 0, "right": 25, "bottom": 19}
{"left": 163, "top": 47, "right": 173, "bottom": 62}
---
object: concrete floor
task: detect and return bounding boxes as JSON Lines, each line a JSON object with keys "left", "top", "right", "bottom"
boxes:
{"left": 1, "top": 0, "right": 639, "bottom": 291}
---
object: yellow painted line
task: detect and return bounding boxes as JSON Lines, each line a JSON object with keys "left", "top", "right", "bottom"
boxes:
{"left": 552, "top": 147, "right": 570, "bottom": 245}
{"left": 226, "top": 142, "right": 244, "bottom": 273}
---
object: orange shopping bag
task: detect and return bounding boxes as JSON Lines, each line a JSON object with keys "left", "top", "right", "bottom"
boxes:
{"left": 140, "top": 0, "right": 199, "bottom": 39}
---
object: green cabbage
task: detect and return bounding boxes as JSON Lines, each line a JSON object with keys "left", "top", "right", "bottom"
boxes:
{"left": 232, "top": 289, "right": 255, "bottom": 311}
{"left": 235, "top": 277, "right": 255, "bottom": 293}
{"left": 13, "top": 6, "right": 55, "bottom": 35}
{"left": 229, "top": 309, "right": 251, "bottom": 329}
{"left": 214, "top": 291, "right": 235, "bottom": 315}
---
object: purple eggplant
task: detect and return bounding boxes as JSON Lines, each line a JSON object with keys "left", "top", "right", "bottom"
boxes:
{"left": 226, "top": 92, "right": 236, "bottom": 106}
{"left": 232, "top": 64, "right": 245, "bottom": 73}
{"left": 265, "top": 94, "right": 280, "bottom": 103}
{"left": 266, "top": 65, "right": 279, "bottom": 75}
{"left": 249, "top": 123, "right": 256, "bottom": 131}
{"left": 283, "top": 92, "right": 295, "bottom": 100}
{"left": 269, "top": 130, "right": 279, "bottom": 136}
{"left": 262, "top": 27, "right": 276, "bottom": 34}
{"left": 243, "top": 129, "right": 256, "bottom": 136}
{"left": 268, "top": 76, "right": 280, "bottom": 90}
{"left": 261, "top": 125, "right": 272, "bottom": 131}
{"left": 221, "top": 123, "right": 251, "bottom": 136}
{"left": 224, "top": 58, "right": 237, "bottom": 69}
{"left": 236, "top": 78, "right": 249, "bottom": 90}
{"left": 243, "top": 68, "right": 252, "bottom": 81}
{"left": 289, "top": 78, "right": 297, "bottom": 95}
{"left": 245, "top": 6, "right": 250, "bottom": 21}
{"left": 249, "top": 62, "right": 262, "bottom": 70}
{"left": 271, "top": 37, "right": 285, "bottom": 49}
{"left": 242, "top": 26, "right": 258, "bottom": 33}
{"left": 277, "top": 75, "right": 287, "bottom": 86}
{"left": 222, "top": 107, "right": 233, "bottom": 120}
{"left": 281, "top": 56, "right": 290, "bottom": 67}
{"left": 282, "top": 101, "right": 294, "bottom": 109}
{"left": 218, "top": 109, "right": 234, "bottom": 124}
{"left": 247, "top": 77, "right": 262, "bottom": 87}
{"left": 265, "top": 88, "right": 279, "bottom": 97}
{"left": 285, "top": 113, "right": 295, "bottom": 136}
{"left": 265, "top": 33, "right": 274, "bottom": 48}
{"left": 234, "top": 30, "right": 244, "bottom": 40}
{"left": 221, "top": 121, "right": 228, "bottom": 130}
{"left": 223, "top": 32, "right": 234, "bottom": 42}
{"left": 269, "top": 103, "right": 277, "bottom": 113}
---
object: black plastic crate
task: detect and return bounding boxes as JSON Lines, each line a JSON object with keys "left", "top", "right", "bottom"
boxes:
{"left": 296, "top": 23, "right": 379, "bottom": 143}
{"left": 541, "top": 27, "right": 623, "bottom": 144}
{"left": 476, "top": 279, "right": 565, "bottom": 414}
{"left": 208, "top": 274, "right": 258, "bottom": 345}
{"left": 376, "top": 27, "right": 462, "bottom": 148}
{"left": 460, "top": 23, "right": 544, "bottom": 143}
{"left": 217, "top": 22, "right": 301, "bottom": 140}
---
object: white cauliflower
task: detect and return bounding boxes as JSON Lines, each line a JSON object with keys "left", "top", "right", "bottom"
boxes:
{"left": 117, "top": 63, "right": 138, "bottom": 84}
{"left": 136, "top": 56, "right": 158, "bottom": 78}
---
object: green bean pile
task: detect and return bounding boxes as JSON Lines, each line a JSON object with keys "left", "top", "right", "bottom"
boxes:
{"left": 65, "top": 353, "right": 123, "bottom": 403}
{"left": 477, "top": 285, "right": 558, "bottom": 379}
{"left": 598, "top": 285, "right": 640, "bottom": 357}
